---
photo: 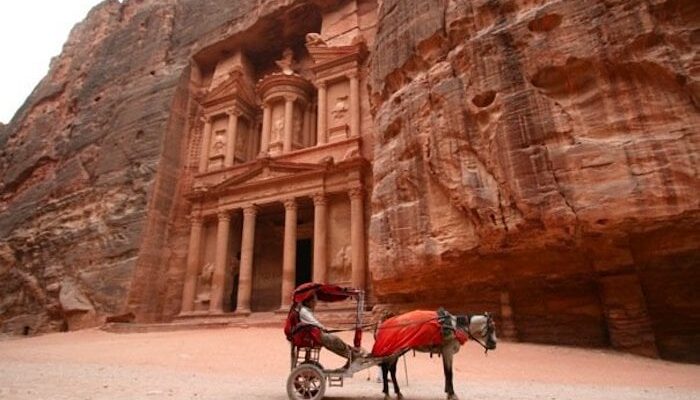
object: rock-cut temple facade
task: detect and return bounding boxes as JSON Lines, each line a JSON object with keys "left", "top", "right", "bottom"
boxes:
{"left": 0, "top": 0, "right": 698, "bottom": 363}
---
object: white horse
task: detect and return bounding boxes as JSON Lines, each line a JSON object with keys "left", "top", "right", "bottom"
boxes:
{"left": 377, "top": 311, "right": 497, "bottom": 400}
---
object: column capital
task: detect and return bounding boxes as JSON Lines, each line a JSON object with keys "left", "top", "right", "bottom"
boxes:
{"left": 312, "top": 192, "right": 328, "bottom": 206}
{"left": 243, "top": 205, "right": 259, "bottom": 217}
{"left": 227, "top": 107, "right": 242, "bottom": 117}
{"left": 284, "top": 94, "right": 297, "bottom": 103}
{"left": 347, "top": 70, "right": 359, "bottom": 80}
{"left": 348, "top": 186, "right": 364, "bottom": 199}
{"left": 283, "top": 198, "right": 297, "bottom": 210}
{"left": 200, "top": 115, "right": 212, "bottom": 124}
{"left": 217, "top": 211, "right": 231, "bottom": 221}
{"left": 189, "top": 214, "right": 203, "bottom": 225}
{"left": 316, "top": 80, "right": 327, "bottom": 89}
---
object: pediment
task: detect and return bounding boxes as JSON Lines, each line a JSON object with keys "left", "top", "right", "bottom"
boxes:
{"left": 202, "top": 69, "right": 257, "bottom": 107}
{"left": 213, "top": 159, "right": 327, "bottom": 190}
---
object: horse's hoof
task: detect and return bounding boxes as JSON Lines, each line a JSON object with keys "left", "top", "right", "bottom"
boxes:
{"left": 397, "top": 394, "right": 405, "bottom": 400}
{"left": 446, "top": 395, "right": 459, "bottom": 400}
{"left": 383, "top": 395, "right": 391, "bottom": 400}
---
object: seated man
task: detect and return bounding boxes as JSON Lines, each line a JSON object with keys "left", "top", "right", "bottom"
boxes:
{"left": 298, "top": 294, "right": 366, "bottom": 366}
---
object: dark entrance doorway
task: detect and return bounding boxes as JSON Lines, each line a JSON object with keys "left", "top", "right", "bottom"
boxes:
{"left": 295, "top": 239, "right": 312, "bottom": 287}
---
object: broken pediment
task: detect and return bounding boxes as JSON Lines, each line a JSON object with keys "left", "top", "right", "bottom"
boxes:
{"left": 201, "top": 69, "right": 258, "bottom": 109}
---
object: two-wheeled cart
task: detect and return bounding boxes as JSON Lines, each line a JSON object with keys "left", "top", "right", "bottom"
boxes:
{"left": 284, "top": 283, "right": 381, "bottom": 400}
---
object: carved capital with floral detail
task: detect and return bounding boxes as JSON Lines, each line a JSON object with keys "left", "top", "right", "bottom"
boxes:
{"left": 312, "top": 192, "right": 328, "bottom": 207}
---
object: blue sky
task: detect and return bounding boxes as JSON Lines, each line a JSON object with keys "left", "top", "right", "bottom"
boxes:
{"left": 0, "top": 1, "right": 103, "bottom": 124}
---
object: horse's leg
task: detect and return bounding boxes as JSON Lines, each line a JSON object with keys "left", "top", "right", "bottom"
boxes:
{"left": 442, "top": 346, "right": 457, "bottom": 400}
{"left": 381, "top": 362, "right": 390, "bottom": 400}
{"left": 390, "top": 358, "right": 403, "bottom": 399}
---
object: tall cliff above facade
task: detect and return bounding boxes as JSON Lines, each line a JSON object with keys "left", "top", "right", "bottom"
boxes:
{"left": 0, "top": 0, "right": 697, "bottom": 363}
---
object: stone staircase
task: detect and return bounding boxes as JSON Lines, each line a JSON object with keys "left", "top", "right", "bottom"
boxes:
{"left": 101, "top": 305, "right": 375, "bottom": 334}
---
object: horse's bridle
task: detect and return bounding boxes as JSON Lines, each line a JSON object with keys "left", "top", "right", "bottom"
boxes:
{"left": 459, "top": 313, "right": 496, "bottom": 355}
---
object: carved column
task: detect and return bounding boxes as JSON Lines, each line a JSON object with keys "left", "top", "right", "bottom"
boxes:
{"left": 198, "top": 116, "right": 212, "bottom": 173}
{"left": 316, "top": 81, "right": 327, "bottom": 146}
{"left": 312, "top": 193, "right": 328, "bottom": 283}
{"left": 349, "top": 187, "right": 366, "bottom": 290}
{"left": 225, "top": 109, "right": 240, "bottom": 167}
{"left": 310, "top": 105, "right": 317, "bottom": 146}
{"left": 283, "top": 96, "right": 295, "bottom": 153}
{"left": 281, "top": 199, "right": 298, "bottom": 308}
{"left": 210, "top": 211, "right": 231, "bottom": 313}
{"left": 302, "top": 103, "right": 311, "bottom": 147}
{"left": 180, "top": 213, "right": 203, "bottom": 313}
{"left": 349, "top": 72, "right": 360, "bottom": 137}
{"left": 260, "top": 103, "right": 272, "bottom": 156}
{"left": 236, "top": 205, "right": 258, "bottom": 315}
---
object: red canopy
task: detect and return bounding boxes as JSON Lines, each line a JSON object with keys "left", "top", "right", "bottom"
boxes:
{"left": 291, "top": 282, "right": 359, "bottom": 304}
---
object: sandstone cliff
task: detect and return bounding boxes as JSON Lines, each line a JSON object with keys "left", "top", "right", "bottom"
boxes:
{"left": 0, "top": 0, "right": 314, "bottom": 332}
{"left": 367, "top": 0, "right": 699, "bottom": 361}
{"left": 0, "top": 0, "right": 697, "bottom": 363}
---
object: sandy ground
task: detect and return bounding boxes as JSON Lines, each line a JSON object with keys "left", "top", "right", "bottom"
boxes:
{"left": 0, "top": 327, "right": 698, "bottom": 400}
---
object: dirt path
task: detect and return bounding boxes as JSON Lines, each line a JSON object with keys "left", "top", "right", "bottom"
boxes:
{"left": 0, "top": 328, "right": 698, "bottom": 400}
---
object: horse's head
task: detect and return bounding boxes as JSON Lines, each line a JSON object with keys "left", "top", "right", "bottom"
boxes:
{"left": 457, "top": 312, "right": 497, "bottom": 351}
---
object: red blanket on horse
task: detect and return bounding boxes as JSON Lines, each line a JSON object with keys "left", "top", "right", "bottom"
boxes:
{"left": 371, "top": 310, "right": 468, "bottom": 357}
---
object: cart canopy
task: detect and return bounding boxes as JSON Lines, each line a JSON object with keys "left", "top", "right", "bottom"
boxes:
{"left": 292, "top": 282, "right": 359, "bottom": 304}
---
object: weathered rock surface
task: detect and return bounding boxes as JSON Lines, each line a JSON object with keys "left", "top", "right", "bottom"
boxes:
{"left": 368, "top": 0, "right": 699, "bottom": 361}
{"left": 0, "top": 0, "right": 697, "bottom": 363}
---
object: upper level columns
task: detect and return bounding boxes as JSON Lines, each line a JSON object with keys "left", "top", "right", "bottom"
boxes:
{"left": 180, "top": 213, "right": 203, "bottom": 313}
{"left": 225, "top": 109, "right": 240, "bottom": 168}
{"left": 210, "top": 211, "right": 231, "bottom": 313}
{"left": 280, "top": 198, "right": 298, "bottom": 308}
{"left": 283, "top": 96, "right": 295, "bottom": 153}
{"left": 316, "top": 82, "right": 327, "bottom": 146}
{"left": 349, "top": 72, "right": 360, "bottom": 137}
{"left": 236, "top": 205, "right": 258, "bottom": 315}
{"left": 260, "top": 103, "right": 272, "bottom": 156}
{"left": 312, "top": 193, "right": 328, "bottom": 284}
{"left": 198, "top": 116, "right": 212, "bottom": 173}
{"left": 349, "top": 187, "right": 366, "bottom": 291}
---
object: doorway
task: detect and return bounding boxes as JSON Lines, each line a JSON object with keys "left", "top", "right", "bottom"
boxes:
{"left": 296, "top": 239, "right": 312, "bottom": 287}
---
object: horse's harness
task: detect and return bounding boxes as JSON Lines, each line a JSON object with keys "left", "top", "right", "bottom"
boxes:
{"left": 457, "top": 313, "right": 496, "bottom": 355}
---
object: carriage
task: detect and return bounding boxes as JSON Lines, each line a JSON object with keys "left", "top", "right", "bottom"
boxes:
{"left": 284, "top": 283, "right": 375, "bottom": 400}
{"left": 284, "top": 282, "right": 498, "bottom": 400}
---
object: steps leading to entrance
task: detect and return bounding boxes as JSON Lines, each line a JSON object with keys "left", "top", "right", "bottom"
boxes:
{"left": 101, "top": 306, "right": 375, "bottom": 334}
{"left": 102, "top": 312, "right": 285, "bottom": 334}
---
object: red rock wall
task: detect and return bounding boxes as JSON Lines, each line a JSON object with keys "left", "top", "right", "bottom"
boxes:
{"left": 0, "top": 0, "right": 305, "bottom": 329}
{"left": 0, "top": 0, "right": 697, "bottom": 363}
{"left": 367, "top": 0, "right": 699, "bottom": 361}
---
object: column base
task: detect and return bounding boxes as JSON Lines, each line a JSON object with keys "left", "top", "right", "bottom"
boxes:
{"left": 233, "top": 309, "right": 251, "bottom": 317}
{"left": 276, "top": 305, "right": 292, "bottom": 314}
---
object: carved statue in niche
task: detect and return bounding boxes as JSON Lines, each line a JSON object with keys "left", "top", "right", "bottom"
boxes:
{"left": 275, "top": 48, "right": 297, "bottom": 75}
{"left": 195, "top": 262, "right": 215, "bottom": 304}
{"left": 332, "top": 245, "right": 351, "bottom": 278}
{"left": 305, "top": 32, "right": 327, "bottom": 47}
{"left": 211, "top": 130, "right": 226, "bottom": 156}
{"left": 273, "top": 118, "right": 284, "bottom": 141}
{"left": 331, "top": 95, "right": 349, "bottom": 122}
{"left": 293, "top": 109, "right": 303, "bottom": 138}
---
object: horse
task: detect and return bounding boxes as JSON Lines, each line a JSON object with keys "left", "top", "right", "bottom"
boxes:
{"left": 373, "top": 310, "right": 497, "bottom": 400}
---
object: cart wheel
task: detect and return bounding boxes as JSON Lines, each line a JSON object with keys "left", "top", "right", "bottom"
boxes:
{"left": 286, "top": 363, "right": 326, "bottom": 400}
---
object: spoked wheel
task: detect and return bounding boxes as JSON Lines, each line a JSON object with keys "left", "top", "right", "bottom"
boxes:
{"left": 286, "top": 363, "right": 326, "bottom": 400}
